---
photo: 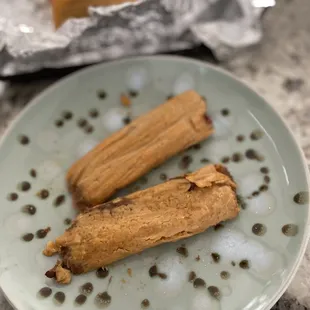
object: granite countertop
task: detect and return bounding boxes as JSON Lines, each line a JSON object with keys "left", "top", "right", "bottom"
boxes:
{"left": 0, "top": 0, "right": 309, "bottom": 309}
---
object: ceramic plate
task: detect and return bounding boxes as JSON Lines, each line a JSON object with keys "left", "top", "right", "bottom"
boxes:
{"left": 0, "top": 56, "right": 309, "bottom": 310}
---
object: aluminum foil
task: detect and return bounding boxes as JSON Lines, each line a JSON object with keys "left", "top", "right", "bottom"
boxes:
{"left": 0, "top": 0, "right": 275, "bottom": 77}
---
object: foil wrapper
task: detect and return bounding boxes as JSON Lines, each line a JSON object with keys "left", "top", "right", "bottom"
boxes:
{"left": 0, "top": 0, "right": 275, "bottom": 77}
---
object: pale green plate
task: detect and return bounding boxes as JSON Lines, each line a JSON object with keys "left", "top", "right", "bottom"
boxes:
{"left": 0, "top": 56, "right": 309, "bottom": 310}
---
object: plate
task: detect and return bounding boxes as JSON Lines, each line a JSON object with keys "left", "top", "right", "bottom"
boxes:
{"left": 0, "top": 56, "right": 309, "bottom": 310}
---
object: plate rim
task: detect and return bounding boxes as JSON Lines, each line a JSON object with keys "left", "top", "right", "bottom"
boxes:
{"left": 1, "top": 55, "right": 309, "bottom": 310}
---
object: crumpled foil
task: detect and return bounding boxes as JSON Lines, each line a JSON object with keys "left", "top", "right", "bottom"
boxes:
{"left": 0, "top": 0, "right": 275, "bottom": 77}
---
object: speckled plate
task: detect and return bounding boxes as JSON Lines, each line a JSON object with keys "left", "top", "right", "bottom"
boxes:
{"left": 0, "top": 56, "right": 309, "bottom": 310}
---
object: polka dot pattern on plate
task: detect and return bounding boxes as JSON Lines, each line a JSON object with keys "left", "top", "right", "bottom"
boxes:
{"left": 0, "top": 57, "right": 307, "bottom": 310}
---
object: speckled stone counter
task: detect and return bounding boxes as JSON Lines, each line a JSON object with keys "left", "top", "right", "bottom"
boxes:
{"left": 0, "top": 0, "right": 309, "bottom": 309}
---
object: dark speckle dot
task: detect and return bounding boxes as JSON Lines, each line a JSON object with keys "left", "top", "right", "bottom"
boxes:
{"left": 123, "top": 116, "right": 131, "bottom": 125}
{"left": 38, "top": 287, "right": 52, "bottom": 298}
{"left": 195, "top": 255, "right": 200, "bottom": 261}
{"left": 22, "top": 233, "right": 34, "bottom": 242}
{"left": 97, "top": 90, "right": 107, "bottom": 99}
{"left": 54, "top": 291, "right": 65, "bottom": 304}
{"left": 141, "top": 299, "right": 150, "bottom": 308}
{"left": 149, "top": 265, "right": 158, "bottom": 277}
{"left": 85, "top": 125, "right": 94, "bottom": 134}
{"left": 167, "top": 94, "right": 173, "bottom": 100}
{"left": 220, "top": 271, "right": 230, "bottom": 280}
{"left": 53, "top": 195, "right": 65, "bottom": 207}
{"left": 250, "top": 129, "right": 264, "bottom": 140}
{"left": 80, "top": 282, "right": 93, "bottom": 295}
{"left": 245, "top": 149, "right": 256, "bottom": 159}
{"left": 252, "top": 223, "right": 266, "bottom": 236}
{"left": 36, "top": 227, "right": 51, "bottom": 239}
{"left": 29, "top": 169, "right": 37, "bottom": 178}
{"left": 252, "top": 191, "right": 259, "bottom": 197}
{"left": 96, "top": 267, "right": 109, "bottom": 278}
{"left": 211, "top": 252, "right": 220, "bottom": 263}
{"left": 264, "top": 175, "right": 271, "bottom": 184}
{"left": 221, "top": 108, "right": 230, "bottom": 116}
{"left": 176, "top": 246, "right": 188, "bottom": 257}
{"left": 8, "top": 192, "right": 18, "bottom": 201}
{"left": 62, "top": 111, "right": 73, "bottom": 120}
{"left": 75, "top": 294, "right": 87, "bottom": 305}
{"left": 282, "top": 224, "right": 298, "bottom": 236}
{"left": 129, "top": 90, "right": 138, "bottom": 97}
{"left": 18, "top": 135, "right": 30, "bottom": 145}
{"left": 77, "top": 118, "right": 87, "bottom": 128}
{"left": 193, "top": 278, "right": 206, "bottom": 288}
{"left": 37, "top": 189, "right": 49, "bottom": 199}
{"left": 259, "top": 184, "right": 268, "bottom": 192}
{"left": 208, "top": 286, "right": 221, "bottom": 299}
{"left": 282, "top": 77, "right": 304, "bottom": 93}
{"left": 232, "top": 152, "right": 243, "bottom": 163}
{"left": 22, "top": 204, "right": 36, "bottom": 215}
{"left": 55, "top": 120, "right": 64, "bottom": 127}
{"left": 89, "top": 109, "right": 99, "bottom": 118}
{"left": 293, "top": 191, "right": 309, "bottom": 204}
{"left": 160, "top": 173, "right": 167, "bottom": 181}
{"left": 19, "top": 181, "right": 31, "bottom": 191}
{"left": 239, "top": 259, "right": 250, "bottom": 269}
{"left": 96, "top": 292, "right": 111, "bottom": 305}
{"left": 64, "top": 218, "right": 71, "bottom": 225}
{"left": 245, "top": 149, "right": 264, "bottom": 162}
{"left": 231, "top": 261, "right": 236, "bottom": 266}
{"left": 179, "top": 155, "right": 193, "bottom": 170}
{"left": 188, "top": 271, "right": 196, "bottom": 282}
{"left": 260, "top": 167, "right": 269, "bottom": 174}
{"left": 200, "top": 158, "right": 210, "bottom": 164}
{"left": 221, "top": 156, "right": 230, "bottom": 164}
{"left": 237, "top": 195, "right": 247, "bottom": 209}
{"left": 236, "top": 134, "right": 245, "bottom": 142}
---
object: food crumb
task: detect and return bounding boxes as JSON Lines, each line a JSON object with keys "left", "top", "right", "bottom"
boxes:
{"left": 121, "top": 94, "right": 131, "bottom": 107}
{"left": 127, "top": 268, "right": 132, "bottom": 277}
